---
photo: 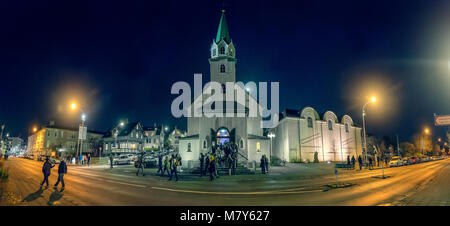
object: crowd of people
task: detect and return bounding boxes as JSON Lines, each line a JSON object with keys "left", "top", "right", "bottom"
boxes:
{"left": 346, "top": 154, "right": 386, "bottom": 170}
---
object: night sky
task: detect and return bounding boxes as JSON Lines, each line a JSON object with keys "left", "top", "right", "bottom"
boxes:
{"left": 1, "top": 0, "right": 449, "bottom": 142}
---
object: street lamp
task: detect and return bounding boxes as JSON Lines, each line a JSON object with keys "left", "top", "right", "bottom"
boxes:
{"left": 422, "top": 128, "right": 430, "bottom": 156}
{"left": 268, "top": 132, "right": 275, "bottom": 162}
{"left": 362, "top": 97, "right": 376, "bottom": 164}
{"left": 70, "top": 102, "right": 87, "bottom": 165}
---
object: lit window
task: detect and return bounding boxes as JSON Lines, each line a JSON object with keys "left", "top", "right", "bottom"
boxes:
{"left": 256, "top": 142, "right": 261, "bottom": 152}
{"left": 220, "top": 64, "right": 225, "bottom": 73}
{"left": 307, "top": 117, "right": 313, "bottom": 128}
{"left": 328, "top": 120, "right": 333, "bottom": 130}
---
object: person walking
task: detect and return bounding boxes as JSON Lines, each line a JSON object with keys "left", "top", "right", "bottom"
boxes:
{"left": 40, "top": 157, "right": 54, "bottom": 188}
{"left": 358, "top": 155, "right": 363, "bottom": 171}
{"left": 136, "top": 152, "right": 145, "bottom": 176}
{"left": 347, "top": 155, "right": 351, "bottom": 169}
{"left": 109, "top": 154, "right": 114, "bottom": 168}
{"left": 260, "top": 155, "right": 266, "bottom": 174}
{"left": 199, "top": 153, "right": 205, "bottom": 177}
{"left": 54, "top": 159, "right": 67, "bottom": 191}
{"left": 87, "top": 154, "right": 91, "bottom": 167}
{"left": 168, "top": 154, "right": 179, "bottom": 181}
{"left": 351, "top": 156, "right": 356, "bottom": 169}
{"left": 209, "top": 154, "right": 216, "bottom": 181}
{"left": 157, "top": 154, "right": 163, "bottom": 175}
{"left": 204, "top": 153, "right": 210, "bottom": 177}
{"left": 161, "top": 156, "right": 169, "bottom": 177}
{"left": 368, "top": 157, "right": 373, "bottom": 170}
{"left": 377, "top": 155, "right": 380, "bottom": 167}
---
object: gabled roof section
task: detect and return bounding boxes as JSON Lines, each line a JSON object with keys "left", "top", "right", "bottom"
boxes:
{"left": 215, "top": 10, "right": 231, "bottom": 44}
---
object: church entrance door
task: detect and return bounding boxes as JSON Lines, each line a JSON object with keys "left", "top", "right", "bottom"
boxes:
{"left": 216, "top": 127, "right": 230, "bottom": 145}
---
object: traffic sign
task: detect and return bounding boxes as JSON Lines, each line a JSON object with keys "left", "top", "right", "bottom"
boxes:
{"left": 434, "top": 115, "right": 450, "bottom": 126}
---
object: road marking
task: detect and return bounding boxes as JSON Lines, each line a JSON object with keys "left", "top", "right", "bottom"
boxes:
{"left": 150, "top": 186, "right": 323, "bottom": 195}
{"left": 104, "top": 180, "right": 146, "bottom": 188}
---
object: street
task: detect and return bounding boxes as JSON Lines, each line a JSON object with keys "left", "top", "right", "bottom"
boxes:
{"left": 1, "top": 157, "right": 449, "bottom": 206}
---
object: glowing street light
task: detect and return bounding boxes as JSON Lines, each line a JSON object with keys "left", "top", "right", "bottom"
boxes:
{"left": 33, "top": 127, "right": 37, "bottom": 132}
{"left": 362, "top": 96, "right": 377, "bottom": 163}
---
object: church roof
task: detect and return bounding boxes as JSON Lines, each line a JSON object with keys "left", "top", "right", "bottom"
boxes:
{"left": 215, "top": 10, "right": 231, "bottom": 44}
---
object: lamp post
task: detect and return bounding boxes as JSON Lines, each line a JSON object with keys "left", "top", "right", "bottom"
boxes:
{"left": 268, "top": 132, "right": 275, "bottom": 162}
{"left": 71, "top": 103, "right": 87, "bottom": 165}
{"left": 362, "top": 97, "right": 376, "bottom": 165}
{"left": 422, "top": 128, "right": 430, "bottom": 156}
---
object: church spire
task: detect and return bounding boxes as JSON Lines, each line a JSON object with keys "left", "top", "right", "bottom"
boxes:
{"left": 215, "top": 9, "right": 231, "bottom": 44}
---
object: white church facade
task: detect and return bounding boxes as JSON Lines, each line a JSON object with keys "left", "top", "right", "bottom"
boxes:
{"left": 178, "top": 11, "right": 363, "bottom": 168}
{"left": 271, "top": 108, "right": 363, "bottom": 163}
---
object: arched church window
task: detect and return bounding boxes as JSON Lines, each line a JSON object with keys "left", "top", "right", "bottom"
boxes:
{"left": 239, "top": 139, "right": 244, "bottom": 149}
{"left": 229, "top": 48, "right": 233, "bottom": 56}
{"left": 221, "top": 83, "right": 226, "bottom": 94}
{"left": 307, "top": 117, "right": 313, "bottom": 128}
{"left": 256, "top": 142, "right": 261, "bottom": 152}
{"left": 220, "top": 46, "right": 225, "bottom": 54}
{"left": 187, "top": 143, "right": 191, "bottom": 152}
{"left": 213, "top": 48, "right": 216, "bottom": 56}
{"left": 203, "top": 139, "right": 207, "bottom": 149}
{"left": 220, "top": 64, "right": 226, "bottom": 73}
{"left": 345, "top": 123, "right": 349, "bottom": 133}
{"left": 328, "top": 120, "right": 333, "bottom": 130}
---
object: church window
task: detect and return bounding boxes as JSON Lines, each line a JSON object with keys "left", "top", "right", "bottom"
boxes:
{"left": 213, "top": 48, "right": 217, "bottom": 56}
{"left": 203, "top": 139, "right": 207, "bottom": 149}
{"left": 187, "top": 143, "right": 191, "bottom": 152}
{"left": 345, "top": 123, "right": 349, "bottom": 133}
{"left": 229, "top": 48, "right": 233, "bottom": 56}
{"left": 239, "top": 139, "right": 244, "bottom": 149}
{"left": 221, "top": 84, "right": 226, "bottom": 93}
{"left": 256, "top": 142, "right": 261, "bottom": 152}
{"left": 328, "top": 120, "right": 333, "bottom": 130}
{"left": 220, "top": 46, "right": 225, "bottom": 54}
{"left": 220, "top": 64, "right": 226, "bottom": 73}
{"left": 307, "top": 117, "right": 313, "bottom": 128}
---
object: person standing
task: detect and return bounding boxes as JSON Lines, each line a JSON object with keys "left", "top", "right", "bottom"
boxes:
{"left": 54, "top": 159, "right": 67, "bottom": 191}
{"left": 157, "top": 154, "right": 163, "bottom": 175}
{"left": 136, "top": 152, "right": 145, "bottom": 176}
{"left": 204, "top": 153, "right": 210, "bottom": 177}
{"left": 260, "top": 155, "right": 266, "bottom": 174}
{"left": 199, "top": 153, "right": 205, "bottom": 177}
{"left": 40, "top": 157, "right": 54, "bottom": 188}
{"left": 264, "top": 154, "right": 269, "bottom": 173}
{"left": 347, "top": 155, "right": 351, "bottom": 169}
{"left": 109, "top": 154, "right": 114, "bottom": 168}
{"left": 209, "top": 154, "right": 216, "bottom": 181}
{"left": 377, "top": 155, "right": 380, "bottom": 167}
{"left": 358, "top": 155, "right": 363, "bottom": 171}
{"left": 368, "top": 157, "right": 373, "bottom": 170}
{"left": 168, "top": 154, "right": 179, "bottom": 181}
{"left": 87, "top": 154, "right": 91, "bottom": 167}
{"left": 351, "top": 156, "right": 356, "bottom": 169}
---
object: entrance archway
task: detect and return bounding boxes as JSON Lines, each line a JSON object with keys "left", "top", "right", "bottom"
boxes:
{"left": 216, "top": 127, "right": 230, "bottom": 145}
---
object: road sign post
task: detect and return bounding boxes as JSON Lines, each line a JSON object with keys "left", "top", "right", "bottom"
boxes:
{"left": 434, "top": 115, "right": 450, "bottom": 126}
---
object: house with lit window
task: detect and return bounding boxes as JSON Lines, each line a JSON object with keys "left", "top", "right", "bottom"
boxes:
{"left": 102, "top": 121, "right": 146, "bottom": 155}
{"left": 143, "top": 125, "right": 165, "bottom": 151}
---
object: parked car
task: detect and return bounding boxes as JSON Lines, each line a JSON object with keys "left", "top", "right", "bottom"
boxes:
{"left": 410, "top": 156, "right": 417, "bottom": 164}
{"left": 402, "top": 157, "right": 412, "bottom": 165}
{"left": 389, "top": 156, "right": 403, "bottom": 167}
{"left": 113, "top": 155, "right": 134, "bottom": 165}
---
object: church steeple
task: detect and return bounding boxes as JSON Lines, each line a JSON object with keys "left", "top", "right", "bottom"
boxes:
{"left": 209, "top": 10, "right": 237, "bottom": 84}
{"left": 215, "top": 10, "right": 231, "bottom": 44}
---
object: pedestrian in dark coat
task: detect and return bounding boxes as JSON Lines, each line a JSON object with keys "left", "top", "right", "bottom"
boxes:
{"left": 369, "top": 157, "right": 373, "bottom": 170}
{"left": 109, "top": 154, "right": 114, "bottom": 168}
{"left": 347, "top": 155, "right": 351, "bottom": 168}
{"left": 205, "top": 154, "right": 210, "bottom": 176}
{"left": 377, "top": 155, "right": 380, "bottom": 167}
{"left": 358, "top": 155, "right": 363, "bottom": 170}
{"left": 40, "top": 157, "right": 54, "bottom": 187}
{"left": 136, "top": 152, "right": 145, "bottom": 176}
{"left": 351, "top": 156, "right": 356, "bottom": 168}
{"left": 87, "top": 154, "right": 91, "bottom": 167}
{"left": 260, "top": 156, "right": 266, "bottom": 174}
{"left": 161, "top": 156, "right": 169, "bottom": 177}
{"left": 199, "top": 153, "right": 205, "bottom": 177}
{"left": 54, "top": 160, "right": 67, "bottom": 190}
{"left": 264, "top": 154, "right": 269, "bottom": 173}
{"left": 157, "top": 154, "right": 163, "bottom": 175}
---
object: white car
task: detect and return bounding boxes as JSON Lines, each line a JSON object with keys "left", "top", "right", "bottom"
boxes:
{"left": 389, "top": 156, "right": 403, "bottom": 167}
{"left": 113, "top": 155, "right": 134, "bottom": 165}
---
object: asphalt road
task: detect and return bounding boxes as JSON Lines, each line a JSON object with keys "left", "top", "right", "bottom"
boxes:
{"left": 1, "top": 157, "right": 449, "bottom": 206}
